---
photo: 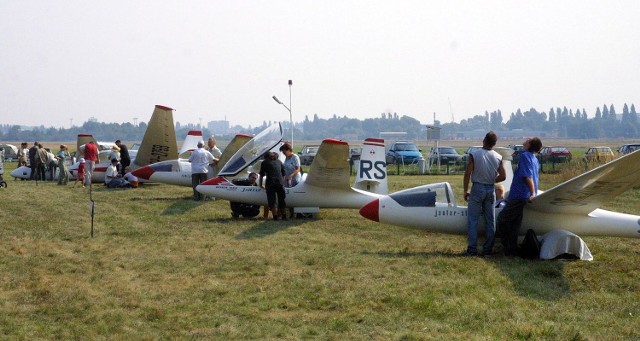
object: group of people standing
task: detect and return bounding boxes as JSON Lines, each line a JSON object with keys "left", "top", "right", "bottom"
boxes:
{"left": 463, "top": 131, "right": 542, "bottom": 257}
{"left": 17, "top": 141, "right": 63, "bottom": 182}
{"left": 257, "top": 143, "right": 301, "bottom": 220}
{"left": 187, "top": 136, "right": 301, "bottom": 221}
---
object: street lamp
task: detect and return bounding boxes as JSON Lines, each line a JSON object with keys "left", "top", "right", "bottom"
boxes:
{"left": 272, "top": 80, "right": 293, "bottom": 147}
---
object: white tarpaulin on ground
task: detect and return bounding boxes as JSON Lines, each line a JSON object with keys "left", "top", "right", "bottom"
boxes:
{"left": 540, "top": 229, "right": 593, "bottom": 261}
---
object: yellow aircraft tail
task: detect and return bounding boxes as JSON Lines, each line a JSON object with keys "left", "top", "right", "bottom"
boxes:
{"left": 133, "top": 105, "right": 179, "bottom": 166}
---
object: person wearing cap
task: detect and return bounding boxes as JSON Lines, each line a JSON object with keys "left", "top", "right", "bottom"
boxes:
{"left": 188, "top": 141, "right": 216, "bottom": 201}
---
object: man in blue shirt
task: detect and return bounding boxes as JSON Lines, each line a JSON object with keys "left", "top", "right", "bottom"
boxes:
{"left": 497, "top": 137, "right": 543, "bottom": 256}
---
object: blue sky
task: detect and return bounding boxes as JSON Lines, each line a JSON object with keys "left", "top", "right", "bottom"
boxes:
{"left": 2, "top": 1, "right": 638, "bottom": 128}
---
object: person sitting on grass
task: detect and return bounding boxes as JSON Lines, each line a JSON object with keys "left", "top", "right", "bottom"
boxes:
{"left": 230, "top": 172, "right": 261, "bottom": 218}
{"left": 105, "top": 158, "right": 131, "bottom": 188}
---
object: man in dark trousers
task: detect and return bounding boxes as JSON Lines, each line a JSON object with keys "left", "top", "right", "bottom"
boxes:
{"left": 115, "top": 140, "right": 130, "bottom": 176}
{"left": 259, "top": 152, "right": 287, "bottom": 220}
{"left": 230, "top": 172, "right": 261, "bottom": 218}
{"left": 28, "top": 141, "right": 38, "bottom": 180}
{"left": 496, "top": 137, "right": 543, "bottom": 256}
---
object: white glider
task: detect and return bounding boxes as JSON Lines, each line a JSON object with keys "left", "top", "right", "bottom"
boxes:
{"left": 195, "top": 134, "right": 388, "bottom": 209}
{"left": 360, "top": 150, "right": 640, "bottom": 246}
{"left": 131, "top": 132, "right": 253, "bottom": 187}
{"left": 65, "top": 104, "right": 179, "bottom": 182}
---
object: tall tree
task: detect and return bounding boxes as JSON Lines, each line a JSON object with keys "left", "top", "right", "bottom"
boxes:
{"left": 630, "top": 104, "right": 638, "bottom": 125}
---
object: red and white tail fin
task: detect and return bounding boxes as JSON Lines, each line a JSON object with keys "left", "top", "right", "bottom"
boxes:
{"left": 179, "top": 130, "right": 203, "bottom": 156}
{"left": 354, "top": 138, "right": 388, "bottom": 194}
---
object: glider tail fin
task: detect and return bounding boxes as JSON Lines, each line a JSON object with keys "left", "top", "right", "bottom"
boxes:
{"left": 178, "top": 130, "right": 203, "bottom": 157}
{"left": 134, "top": 105, "right": 179, "bottom": 166}
{"left": 354, "top": 138, "right": 388, "bottom": 194}
{"left": 76, "top": 134, "right": 97, "bottom": 160}
{"left": 494, "top": 147, "right": 514, "bottom": 198}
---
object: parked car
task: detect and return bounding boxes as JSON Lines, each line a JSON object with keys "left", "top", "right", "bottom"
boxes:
{"left": 429, "top": 146, "right": 462, "bottom": 164}
{"left": 508, "top": 144, "right": 524, "bottom": 163}
{"left": 584, "top": 146, "right": 614, "bottom": 163}
{"left": 349, "top": 146, "right": 362, "bottom": 162}
{"left": 298, "top": 145, "right": 320, "bottom": 165}
{"left": 385, "top": 141, "right": 422, "bottom": 164}
{"left": 461, "top": 146, "right": 482, "bottom": 163}
{"left": 618, "top": 143, "right": 640, "bottom": 155}
{"left": 538, "top": 146, "right": 572, "bottom": 163}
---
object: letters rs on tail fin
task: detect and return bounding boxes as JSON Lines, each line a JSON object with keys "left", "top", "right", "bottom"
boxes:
{"left": 354, "top": 138, "right": 388, "bottom": 194}
{"left": 134, "top": 105, "right": 179, "bottom": 166}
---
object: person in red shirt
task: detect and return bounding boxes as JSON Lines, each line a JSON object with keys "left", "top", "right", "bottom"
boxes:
{"left": 82, "top": 141, "right": 98, "bottom": 186}
{"left": 73, "top": 158, "right": 86, "bottom": 188}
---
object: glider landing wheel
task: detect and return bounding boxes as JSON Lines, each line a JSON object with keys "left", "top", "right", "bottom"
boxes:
{"left": 0, "top": 181, "right": 7, "bottom": 188}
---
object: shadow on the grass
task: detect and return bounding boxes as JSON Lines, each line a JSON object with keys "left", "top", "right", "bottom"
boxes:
{"left": 363, "top": 249, "right": 570, "bottom": 300}
{"left": 233, "top": 219, "right": 307, "bottom": 240}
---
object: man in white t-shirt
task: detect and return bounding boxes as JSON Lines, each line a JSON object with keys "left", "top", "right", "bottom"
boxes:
{"left": 188, "top": 141, "right": 215, "bottom": 201}
{"left": 105, "top": 158, "right": 120, "bottom": 185}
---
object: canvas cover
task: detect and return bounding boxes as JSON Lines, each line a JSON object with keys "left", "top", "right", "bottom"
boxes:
{"left": 540, "top": 229, "right": 593, "bottom": 261}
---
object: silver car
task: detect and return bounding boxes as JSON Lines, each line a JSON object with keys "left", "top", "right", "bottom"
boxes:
{"left": 299, "top": 145, "right": 320, "bottom": 165}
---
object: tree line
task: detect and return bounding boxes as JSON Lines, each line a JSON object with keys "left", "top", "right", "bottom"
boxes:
{"left": 1, "top": 103, "right": 638, "bottom": 142}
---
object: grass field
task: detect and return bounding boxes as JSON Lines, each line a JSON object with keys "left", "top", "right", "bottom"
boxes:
{"left": 1, "top": 161, "right": 639, "bottom": 340}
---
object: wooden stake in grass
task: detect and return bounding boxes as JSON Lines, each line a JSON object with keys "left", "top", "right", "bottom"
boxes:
{"left": 90, "top": 182, "right": 95, "bottom": 238}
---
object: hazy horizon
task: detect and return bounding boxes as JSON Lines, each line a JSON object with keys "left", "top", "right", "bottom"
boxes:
{"left": 2, "top": 1, "right": 639, "bottom": 129}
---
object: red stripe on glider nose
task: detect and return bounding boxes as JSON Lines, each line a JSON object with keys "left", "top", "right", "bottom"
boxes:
{"left": 359, "top": 199, "right": 380, "bottom": 222}
{"left": 200, "top": 176, "right": 232, "bottom": 186}
{"left": 131, "top": 165, "right": 154, "bottom": 180}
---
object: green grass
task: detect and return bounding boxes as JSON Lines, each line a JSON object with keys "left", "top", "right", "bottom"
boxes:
{"left": 1, "top": 161, "right": 639, "bottom": 340}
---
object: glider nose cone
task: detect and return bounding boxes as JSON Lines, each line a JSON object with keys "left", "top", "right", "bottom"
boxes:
{"left": 131, "top": 165, "right": 154, "bottom": 180}
{"left": 359, "top": 199, "right": 380, "bottom": 222}
{"left": 10, "top": 167, "right": 29, "bottom": 178}
{"left": 200, "top": 176, "right": 231, "bottom": 186}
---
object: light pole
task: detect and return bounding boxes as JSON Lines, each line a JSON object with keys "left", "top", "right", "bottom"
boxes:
{"left": 272, "top": 80, "right": 293, "bottom": 147}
